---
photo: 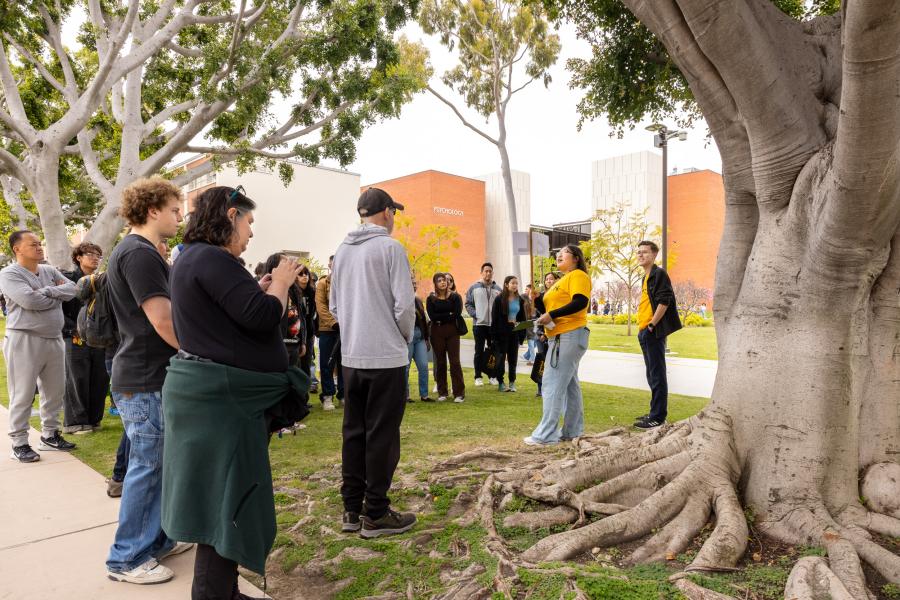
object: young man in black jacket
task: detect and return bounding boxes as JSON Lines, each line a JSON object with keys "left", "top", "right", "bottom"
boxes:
{"left": 634, "top": 240, "right": 683, "bottom": 429}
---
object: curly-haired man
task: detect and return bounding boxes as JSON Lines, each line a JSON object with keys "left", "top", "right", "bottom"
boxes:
{"left": 104, "top": 176, "right": 193, "bottom": 585}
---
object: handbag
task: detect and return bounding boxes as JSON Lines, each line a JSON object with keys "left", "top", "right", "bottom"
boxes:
{"left": 455, "top": 315, "right": 469, "bottom": 336}
{"left": 530, "top": 352, "right": 546, "bottom": 384}
{"left": 479, "top": 343, "right": 498, "bottom": 378}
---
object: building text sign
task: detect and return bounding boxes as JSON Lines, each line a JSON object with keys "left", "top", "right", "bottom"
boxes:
{"left": 433, "top": 206, "right": 464, "bottom": 217}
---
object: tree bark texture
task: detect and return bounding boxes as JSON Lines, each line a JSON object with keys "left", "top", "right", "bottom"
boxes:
{"left": 486, "top": 2, "right": 900, "bottom": 598}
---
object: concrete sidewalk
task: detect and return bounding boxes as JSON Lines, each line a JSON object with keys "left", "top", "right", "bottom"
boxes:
{"left": 459, "top": 339, "right": 717, "bottom": 398}
{"left": 0, "top": 405, "right": 267, "bottom": 600}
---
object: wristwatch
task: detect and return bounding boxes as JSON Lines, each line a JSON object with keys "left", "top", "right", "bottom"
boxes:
{"left": 648, "top": 323, "right": 655, "bottom": 332}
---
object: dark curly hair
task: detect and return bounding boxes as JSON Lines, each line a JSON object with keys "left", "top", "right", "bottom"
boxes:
{"left": 71, "top": 242, "right": 102, "bottom": 266}
{"left": 120, "top": 176, "right": 183, "bottom": 226}
{"left": 183, "top": 186, "right": 256, "bottom": 247}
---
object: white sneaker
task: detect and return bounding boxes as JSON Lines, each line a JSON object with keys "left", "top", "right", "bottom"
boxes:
{"left": 322, "top": 397, "right": 335, "bottom": 411}
{"left": 108, "top": 559, "right": 174, "bottom": 585}
{"left": 158, "top": 541, "right": 194, "bottom": 561}
{"left": 437, "top": 396, "right": 447, "bottom": 402}
{"left": 474, "top": 378, "right": 484, "bottom": 387}
{"left": 453, "top": 396, "right": 465, "bottom": 403}
{"left": 523, "top": 436, "right": 557, "bottom": 447}
{"left": 508, "top": 383, "right": 517, "bottom": 392}
{"left": 489, "top": 378, "right": 499, "bottom": 385}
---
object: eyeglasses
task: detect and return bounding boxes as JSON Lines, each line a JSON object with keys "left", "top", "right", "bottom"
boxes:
{"left": 388, "top": 207, "right": 397, "bottom": 215}
{"left": 83, "top": 252, "right": 101, "bottom": 259}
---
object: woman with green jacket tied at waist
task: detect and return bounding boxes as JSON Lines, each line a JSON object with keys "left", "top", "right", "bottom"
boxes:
{"left": 490, "top": 276, "right": 527, "bottom": 392}
{"left": 163, "top": 186, "right": 308, "bottom": 599}
{"left": 524, "top": 245, "right": 592, "bottom": 446}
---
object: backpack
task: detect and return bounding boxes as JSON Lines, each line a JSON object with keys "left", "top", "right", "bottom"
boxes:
{"left": 76, "top": 273, "right": 119, "bottom": 348}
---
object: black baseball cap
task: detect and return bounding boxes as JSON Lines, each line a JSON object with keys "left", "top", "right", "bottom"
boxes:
{"left": 358, "top": 187, "right": 404, "bottom": 216}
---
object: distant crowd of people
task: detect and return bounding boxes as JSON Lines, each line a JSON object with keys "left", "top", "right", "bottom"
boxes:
{"left": 0, "top": 178, "right": 681, "bottom": 596}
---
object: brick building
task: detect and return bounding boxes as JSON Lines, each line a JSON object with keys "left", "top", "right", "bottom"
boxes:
{"left": 667, "top": 169, "right": 725, "bottom": 295}
{"left": 363, "top": 170, "right": 488, "bottom": 294}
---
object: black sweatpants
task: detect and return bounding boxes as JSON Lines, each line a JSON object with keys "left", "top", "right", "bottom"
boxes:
{"left": 191, "top": 544, "right": 238, "bottom": 600}
{"left": 63, "top": 338, "right": 110, "bottom": 428}
{"left": 340, "top": 365, "right": 407, "bottom": 519}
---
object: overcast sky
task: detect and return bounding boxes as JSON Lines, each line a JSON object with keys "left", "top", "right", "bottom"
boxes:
{"left": 335, "top": 22, "right": 724, "bottom": 227}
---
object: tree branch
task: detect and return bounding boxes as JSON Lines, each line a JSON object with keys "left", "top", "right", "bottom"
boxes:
{"left": 143, "top": 99, "right": 202, "bottom": 137}
{"left": 3, "top": 34, "right": 68, "bottom": 96}
{"left": 826, "top": 0, "right": 900, "bottom": 248}
{"left": 39, "top": 2, "right": 79, "bottom": 97}
{"left": 427, "top": 85, "right": 498, "bottom": 145}
{"left": 166, "top": 41, "right": 204, "bottom": 59}
{"left": 0, "top": 43, "right": 36, "bottom": 141}
{"left": 670, "top": 0, "right": 825, "bottom": 207}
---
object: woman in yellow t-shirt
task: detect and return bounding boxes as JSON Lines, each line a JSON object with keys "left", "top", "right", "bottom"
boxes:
{"left": 525, "top": 244, "right": 592, "bottom": 446}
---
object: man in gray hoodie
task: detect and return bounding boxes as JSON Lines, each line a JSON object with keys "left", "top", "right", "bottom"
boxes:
{"left": 0, "top": 230, "right": 77, "bottom": 462}
{"left": 330, "top": 187, "right": 417, "bottom": 539}
{"left": 465, "top": 263, "right": 501, "bottom": 386}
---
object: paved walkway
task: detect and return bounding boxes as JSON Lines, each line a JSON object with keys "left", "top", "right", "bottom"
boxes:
{"left": 459, "top": 339, "right": 717, "bottom": 398}
{"left": 0, "top": 405, "right": 267, "bottom": 600}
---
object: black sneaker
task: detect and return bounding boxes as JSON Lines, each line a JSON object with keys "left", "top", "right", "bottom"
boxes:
{"left": 360, "top": 509, "right": 416, "bottom": 539}
{"left": 38, "top": 432, "right": 76, "bottom": 451}
{"left": 634, "top": 418, "right": 664, "bottom": 430}
{"left": 342, "top": 511, "right": 362, "bottom": 533}
{"left": 10, "top": 444, "right": 40, "bottom": 462}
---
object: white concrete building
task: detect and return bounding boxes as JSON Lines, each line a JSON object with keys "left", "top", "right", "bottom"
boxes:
{"left": 179, "top": 158, "right": 361, "bottom": 271}
{"left": 477, "top": 170, "right": 531, "bottom": 280}
{"left": 591, "top": 150, "right": 663, "bottom": 229}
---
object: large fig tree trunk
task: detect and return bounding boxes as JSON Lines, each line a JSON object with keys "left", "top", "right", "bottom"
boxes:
{"left": 499, "top": 2, "right": 900, "bottom": 598}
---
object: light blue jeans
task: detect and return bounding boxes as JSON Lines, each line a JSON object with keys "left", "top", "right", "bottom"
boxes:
{"left": 106, "top": 391, "right": 174, "bottom": 572}
{"left": 523, "top": 338, "right": 537, "bottom": 361}
{"left": 530, "top": 327, "right": 589, "bottom": 443}
{"left": 407, "top": 327, "right": 429, "bottom": 399}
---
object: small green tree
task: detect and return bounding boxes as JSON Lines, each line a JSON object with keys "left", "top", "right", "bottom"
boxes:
{"left": 580, "top": 202, "right": 660, "bottom": 336}
{"left": 419, "top": 0, "right": 560, "bottom": 281}
{"left": 394, "top": 214, "right": 461, "bottom": 282}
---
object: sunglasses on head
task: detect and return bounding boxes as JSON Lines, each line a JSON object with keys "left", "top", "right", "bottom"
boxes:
{"left": 228, "top": 185, "right": 246, "bottom": 204}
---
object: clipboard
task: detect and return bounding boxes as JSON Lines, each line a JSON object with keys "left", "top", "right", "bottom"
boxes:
{"left": 513, "top": 319, "right": 536, "bottom": 332}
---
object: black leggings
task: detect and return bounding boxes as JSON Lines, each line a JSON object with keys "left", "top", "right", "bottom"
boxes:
{"left": 192, "top": 544, "right": 238, "bottom": 600}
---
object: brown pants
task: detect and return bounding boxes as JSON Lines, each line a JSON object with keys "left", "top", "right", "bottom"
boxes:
{"left": 430, "top": 322, "right": 465, "bottom": 398}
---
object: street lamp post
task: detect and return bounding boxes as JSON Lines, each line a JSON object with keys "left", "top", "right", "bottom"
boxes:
{"left": 646, "top": 124, "right": 687, "bottom": 271}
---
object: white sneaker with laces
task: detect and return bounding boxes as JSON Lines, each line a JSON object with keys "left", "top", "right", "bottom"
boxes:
{"left": 453, "top": 396, "right": 464, "bottom": 403}
{"left": 322, "top": 397, "right": 335, "bottom": 411}
{"left": 509, "top": 383, "right": 517, "bottom": 392}
{"left": 108, "top": 559, "right": 174, "bottom": 585}
{"left": 474, "top": 378, "right": 484, "bottom": 387}
{"left": 437, "top": 396, "right": 447, "bottom": 402}
{"left": 489, "top": 378, "right": 499, "bottom": 385}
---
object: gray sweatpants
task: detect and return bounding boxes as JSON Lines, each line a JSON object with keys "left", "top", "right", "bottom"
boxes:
{"left": 3, "top": 330, "right": 65, "bottom": 447}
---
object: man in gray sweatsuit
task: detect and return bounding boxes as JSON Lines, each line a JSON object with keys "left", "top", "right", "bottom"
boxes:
{"left": 330, "top": 187, "right": 417, "bottom": 539}
{"left": 0, "top": 230, "right": 77, "bottom": 462}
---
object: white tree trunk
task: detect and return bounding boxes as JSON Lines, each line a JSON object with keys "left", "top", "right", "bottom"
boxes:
{"left": 497, "top": 133, "right": 522, "bottom": 282}
{"left": 30, "top": 154, "right": 71, "bottom": 268}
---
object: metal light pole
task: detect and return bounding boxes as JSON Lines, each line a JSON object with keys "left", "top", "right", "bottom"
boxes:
{"left": 646, "top": 124, "right": 687, "bottom": 271}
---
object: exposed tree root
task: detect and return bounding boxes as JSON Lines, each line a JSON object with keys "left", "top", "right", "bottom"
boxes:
{"left": 784, "top": 556, "right": 857, "bottom": 600}
{"left": 628, "top": 495, "right": 712, "bottom": 564}
{"left": 669, "top": 574, "right": 739, "bottom": 600}
{"left": 431, "top": 415, "right": 900, "bottom": 600}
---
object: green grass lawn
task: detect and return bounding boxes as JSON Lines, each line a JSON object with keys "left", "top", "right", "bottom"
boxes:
{"left": 461, "top": 316, "right": 718, "bottom": 361}
{"left": 1, "top": 317, "right": 724, "bottom": 599}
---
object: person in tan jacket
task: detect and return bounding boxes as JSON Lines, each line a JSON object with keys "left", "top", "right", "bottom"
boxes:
{"left": 316, "top": 255, "right": 343, "bottom": 410}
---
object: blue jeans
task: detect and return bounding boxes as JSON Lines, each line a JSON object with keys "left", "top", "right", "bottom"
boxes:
{"left": 107, "top": 391, "right": 174, "bottom": 572}
{"left": 531, "top": 328, "right": 589, "bottom": 443}
{"left": 406, "top": 327, "right": 429, "bottom": 399}
{"left": 318, "top": 331, "right": 344, "bottom": 400}
{"left": 523, "top": 338, "right": 536, "bottom": 361}
{"left": 638, "top": 329, "right": 668, "bottom": 422}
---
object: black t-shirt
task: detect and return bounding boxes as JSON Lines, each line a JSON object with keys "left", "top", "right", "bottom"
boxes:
{"left": 171, "top": 242, "right": 287, "bottom": 372}
{"left": 107, "top": 234, "right": 176, "bottom": 393}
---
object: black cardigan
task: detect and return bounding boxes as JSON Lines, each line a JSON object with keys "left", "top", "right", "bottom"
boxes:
{"left": 645, "top": 264, "right": 683, "bottom": 339}
{"left": 490, "top": 294, "right": 527, "bottom": 344}
{"left": 426, "top": 292, "right": 463, "bottom": 327}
